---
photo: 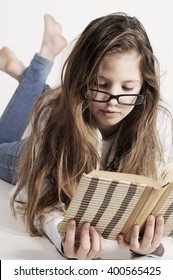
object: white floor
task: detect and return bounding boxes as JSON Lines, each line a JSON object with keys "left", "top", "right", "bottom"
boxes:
{"left": 0, "top": 179, "right": 173, "bottom": 260}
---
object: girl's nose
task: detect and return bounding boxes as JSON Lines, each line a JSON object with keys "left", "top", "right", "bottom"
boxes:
{"left": 106, "top": 87, "right": 119, "bottom": 105}
{"left": 106, "top": 96, "right": 118, "bottom": 105}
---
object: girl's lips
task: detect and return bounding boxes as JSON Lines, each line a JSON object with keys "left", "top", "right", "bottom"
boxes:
{"left": 101, "top": 110, "right": 120, "bottom": 117}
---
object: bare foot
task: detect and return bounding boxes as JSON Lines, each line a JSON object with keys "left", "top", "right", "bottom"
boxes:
{"left": 0, "top": 47, "right": 25, "bottom": 80}
{"left": 39, "top": 14, "right": 67, "bottom": 60}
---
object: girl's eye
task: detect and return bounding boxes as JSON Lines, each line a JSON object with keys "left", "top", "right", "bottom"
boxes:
{"left": 98, "top": 83, "right": 108, "bottom": 89}
{"left": 122, "top": 86, "right": 133, "bottom": 91}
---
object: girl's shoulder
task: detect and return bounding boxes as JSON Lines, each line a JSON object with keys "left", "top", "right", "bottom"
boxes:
{"left": 157, "top": 101, "right": 173, "bottom": 126}
{"left": 157, "top": 101, "right": 173, "bottom": 150}
{"left": 157, "top": 101, "right": 173, "bottom": 144}
{"left": 157, "top": 101, "right": 173, "bottom": 170}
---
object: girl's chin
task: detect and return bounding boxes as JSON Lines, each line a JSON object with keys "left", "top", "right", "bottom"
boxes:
{"left": 98, "top": 118, "right": 121, "bottom": 126}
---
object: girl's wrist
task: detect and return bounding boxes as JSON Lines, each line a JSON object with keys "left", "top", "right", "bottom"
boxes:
{"left": 130, "top": 243, "right": 164, "bottom": 257}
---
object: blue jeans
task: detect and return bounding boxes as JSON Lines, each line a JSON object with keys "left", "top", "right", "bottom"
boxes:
{"left": 0, "top": 54, "right": 53, "bottom": 184}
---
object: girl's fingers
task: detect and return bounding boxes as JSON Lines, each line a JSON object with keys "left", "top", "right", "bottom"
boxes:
{"left": 117, "top": 226, "right": 141, "bottom": 250}
{"left": 117, "top": 233, "right": 129, "bottom": 249}
{"left": 76, "top": 222, "right": 91, "bottom": 259}
{"left": 86, "top": 226, "right": 105, "bottom": 259}
{"left": 62, "top": 221, "right": 105, "bottom": 259}
{"left": 129, "top": 224, "right": 141, "bottom": 250}
{"left": 139, "top": 215, "right": 155, "bottom": 250}
{"left": 151, "top": 215, "right": 164, "bottom": 248}
{"left": 62, "top": 219, "right": 76, "bottom": 258}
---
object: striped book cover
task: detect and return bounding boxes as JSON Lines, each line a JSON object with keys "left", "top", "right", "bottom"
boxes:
{"left": 58, "top": 167, "right": 173, "bottom": 241}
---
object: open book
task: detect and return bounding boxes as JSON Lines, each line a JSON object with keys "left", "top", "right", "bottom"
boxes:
{"left": 58, "top": 162, "right": 173, "bottom": 242}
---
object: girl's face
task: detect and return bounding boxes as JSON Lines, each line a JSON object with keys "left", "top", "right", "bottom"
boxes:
{"left": 89, "top": 50, "right": 142, "bottom": 137}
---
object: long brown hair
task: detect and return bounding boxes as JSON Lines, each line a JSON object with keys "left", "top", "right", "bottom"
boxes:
{"left": 12, "top": 13, "right": 163, "bottom": 235}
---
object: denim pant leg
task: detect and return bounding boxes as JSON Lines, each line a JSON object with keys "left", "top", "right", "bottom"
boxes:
{"left": 0, "top": 139, "right": 26, "bottom": 184}
{"left": 0, "top": 54, "right": 53, "bottom": 183}
{"left": 0, "top": 53, "right": 52, "bottom": 142}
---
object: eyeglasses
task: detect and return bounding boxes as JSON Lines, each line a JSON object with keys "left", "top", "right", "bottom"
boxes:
{"left": 82, "top": 87, "right": 145, "bottom": 106}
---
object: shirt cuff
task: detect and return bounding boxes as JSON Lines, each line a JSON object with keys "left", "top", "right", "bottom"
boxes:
{"left": 42, "top": 212, "right": 66, "bottom": 258}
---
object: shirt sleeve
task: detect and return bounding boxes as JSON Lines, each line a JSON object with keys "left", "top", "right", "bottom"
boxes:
{"left": 156, "top": 104, "right": 173, "bottom": 176}
{"left": 42, "top": 210, "right": 65, "bottom": 257}
{"left": 9, "top": 184, "right": 28, "bottom": 202}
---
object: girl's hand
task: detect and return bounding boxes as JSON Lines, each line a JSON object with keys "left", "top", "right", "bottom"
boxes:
{"left": 61, "top": 219, "right": 105, "bottom": 259}
{"left": 117, "top": 215, "right": 164, "bottom": 255}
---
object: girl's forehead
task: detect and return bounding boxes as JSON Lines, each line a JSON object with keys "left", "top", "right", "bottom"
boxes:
{"left": 97, "top": 51, "right": 141, "bottom": 77}
{"left": 101, "top": 50, "right": 141, "bottom": 63}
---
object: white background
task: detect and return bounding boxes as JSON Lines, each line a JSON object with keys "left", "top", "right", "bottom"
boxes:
{"left": 0, "top": 0, "right": 172, "bottom": 114}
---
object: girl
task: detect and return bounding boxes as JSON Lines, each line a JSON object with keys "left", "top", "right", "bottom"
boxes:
{"left": 10, "top": 13, "right": 173, "bottom": 259}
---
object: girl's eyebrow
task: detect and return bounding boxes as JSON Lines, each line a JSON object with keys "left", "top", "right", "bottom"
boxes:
{"left": 123, "top": 80, "right": 141, "bottom": 84}
{"left": 97, "top": 75, "right": 107, "bottom": 80}
{"left": 124, "top": 79, "right": 140, "bottom": 82}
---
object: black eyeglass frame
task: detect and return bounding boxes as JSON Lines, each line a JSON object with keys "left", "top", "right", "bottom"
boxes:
{"left": 82, "top": 87, "right": 146, "bottom": 106}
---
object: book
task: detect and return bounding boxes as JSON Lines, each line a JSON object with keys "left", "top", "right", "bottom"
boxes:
{"left": 58, "top": 162, "right": 173, "bottom": 242}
